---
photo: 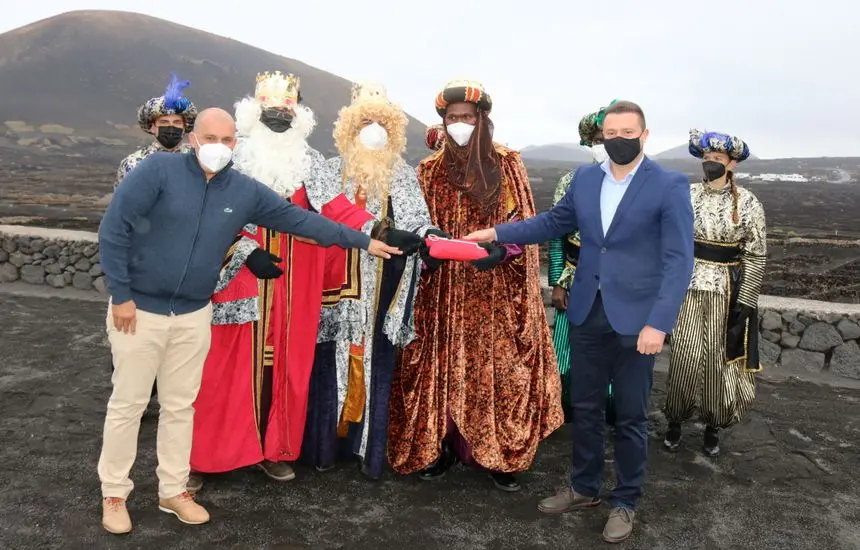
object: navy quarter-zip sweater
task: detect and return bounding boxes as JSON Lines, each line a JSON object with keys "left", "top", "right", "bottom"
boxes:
{"left": 99, "top": 151, "right": 371, "bottom": 315}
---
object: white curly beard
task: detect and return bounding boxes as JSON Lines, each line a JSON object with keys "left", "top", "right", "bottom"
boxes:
{"left": 232, "top": 98, "right": 317, "bottom": 198}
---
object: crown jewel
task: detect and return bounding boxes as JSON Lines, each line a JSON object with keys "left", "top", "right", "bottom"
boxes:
{"left": 443, "top": 78, "right": 485, "bottom": 91}
{"left": 255, "top": 71, "right": 300, "bottom": 109}
{"left": 350, "top": 81, "right": 389, "bottom": 104}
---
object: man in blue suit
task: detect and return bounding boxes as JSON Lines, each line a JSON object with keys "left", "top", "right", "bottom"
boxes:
{"left": 465, "top": 100, "right": 693, "bottom": 544}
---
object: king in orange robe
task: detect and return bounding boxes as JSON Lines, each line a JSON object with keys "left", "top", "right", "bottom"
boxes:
{"left": 387, "top": 80, "right": 563, "bottom": 492}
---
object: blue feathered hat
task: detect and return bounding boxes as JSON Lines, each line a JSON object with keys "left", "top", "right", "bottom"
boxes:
{"left": 688, "top": 129, "right": 750, "bottom": 162}
{"left": 137, "top": 72, "right": 198, "bottom": 134}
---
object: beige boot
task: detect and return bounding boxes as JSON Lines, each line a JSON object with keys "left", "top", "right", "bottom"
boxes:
{"left": 102, "top": 497, "right": 132, "bottom": 534}
{"left": 537, "top": 487, "right": 601, "bottom": 514}
{"left": 602, "top": 507, "right": 635, "bottom": 543}
{"left": 158, "top": 492, "right": 210, "bottom": 525}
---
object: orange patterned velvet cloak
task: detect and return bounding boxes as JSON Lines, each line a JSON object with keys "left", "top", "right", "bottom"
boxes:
{"left": 387, "top": 144, "right": 563, "bottom": 474}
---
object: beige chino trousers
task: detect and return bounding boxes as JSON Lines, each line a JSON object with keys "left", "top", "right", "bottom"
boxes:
{"left": 98, "top": 302, "right": 212, "bottom": 499}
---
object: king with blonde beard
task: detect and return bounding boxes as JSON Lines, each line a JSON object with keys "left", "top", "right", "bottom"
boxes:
{"left": 189, "top": 71, "right": 331, "bottom": 491}
{"left": 300, "top": 82, "right": 444, "bottom": 480}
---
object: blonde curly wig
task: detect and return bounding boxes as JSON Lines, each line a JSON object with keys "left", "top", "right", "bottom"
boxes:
{"left": 333, "top": 97, "right": 408, "bottom": 201}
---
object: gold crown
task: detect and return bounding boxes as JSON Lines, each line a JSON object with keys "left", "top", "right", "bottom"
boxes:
{"left": 255, "top": 71, "right": 300, "bottom": 108}
{"left": 443, "top": 78, "right": 485, "bottom": 91}
{"left": 350, "top": 81, "right": 389, "bottom": 105}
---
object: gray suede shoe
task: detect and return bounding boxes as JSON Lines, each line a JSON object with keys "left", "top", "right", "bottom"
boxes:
{"left": 537, "top": 487, "right": 601, "bottom": 514}
{"left": 602, "top": 507, "right": 635, "bottom": 543}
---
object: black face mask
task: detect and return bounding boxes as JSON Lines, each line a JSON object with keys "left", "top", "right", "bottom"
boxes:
{"left": 603, "top": 136, "right": 642, "bottom": 165}
{"left": 702, "top": 160, "right": 727, "bottom": 182}
{"left": 156, "top": 126, "right": 184, "bottom": 149}
{"left": 260, "top": 109, "right": 293, "bottom": 133}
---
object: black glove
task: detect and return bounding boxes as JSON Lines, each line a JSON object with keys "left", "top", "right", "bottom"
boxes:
{"left": 245, "top": 248, "right": 283, "bottom": 279}
{"left": 420, "top": 228, "right": 453, "bottom": 271}
{"left": 470, "top": 242, "right": 506, "bottom": 271}
{"left": 385, "top": 228, "right": 424, "bottom": 256}
{"left": 370, "top": 218, "right": 393, "bottom": 241}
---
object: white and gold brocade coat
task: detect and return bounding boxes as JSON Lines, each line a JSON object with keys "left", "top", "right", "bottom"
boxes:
{"left": 688, "top": 182, "right": 766, "bottom": 307}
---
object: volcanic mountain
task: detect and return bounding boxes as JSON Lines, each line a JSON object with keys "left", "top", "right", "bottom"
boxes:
{"left": 0, "top": 10, "right": 429, "bottom": 162}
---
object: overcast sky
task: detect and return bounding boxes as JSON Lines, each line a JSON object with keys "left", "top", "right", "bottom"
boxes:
{"left": 2, "top": 1, "right": 857, "bottom": 158}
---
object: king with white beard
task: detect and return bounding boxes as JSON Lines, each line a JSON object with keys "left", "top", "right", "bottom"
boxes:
{"left": 189, "top": 71, "right": 329, "bottom": 492}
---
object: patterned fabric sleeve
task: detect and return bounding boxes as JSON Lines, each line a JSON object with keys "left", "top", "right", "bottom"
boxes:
{"left": 304, "top": 156, "right": 344, "bottom": 213}
{"left": 548, "top": 171, "right": 575, "bottom": 286}
{"left": 214, "top": 228, "right": 260, "bottom": 293}
{"left": 306, "top": 156, "right": 378, "bottom": 236}
{"left": 115, "top": 156, "right": 132, "bottom": 190}
{"left": 391, "top": 161, "right": 434, "bottom": 237}
{"left": 737, "top": 193, "right": 767, "bottom": 308}
{"left": 556, "top": 262, "right": 576, "bottom": 289}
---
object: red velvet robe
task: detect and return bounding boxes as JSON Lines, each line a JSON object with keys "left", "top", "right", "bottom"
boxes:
{"left": 191, "top": 188, "right": 373, "bottom": 472}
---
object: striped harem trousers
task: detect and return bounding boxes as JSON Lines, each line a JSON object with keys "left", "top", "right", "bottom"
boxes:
{"left": 664, "top": 289, "right": 757, "bottom": 429}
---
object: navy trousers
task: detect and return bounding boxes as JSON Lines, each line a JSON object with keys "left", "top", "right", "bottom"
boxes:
{"left": 568, "top": 293, "right": 655, "bottom": 510}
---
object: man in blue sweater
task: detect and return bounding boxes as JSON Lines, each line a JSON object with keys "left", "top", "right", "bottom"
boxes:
{"left": 97, "top": 107, "right": 400, "bottom": 535}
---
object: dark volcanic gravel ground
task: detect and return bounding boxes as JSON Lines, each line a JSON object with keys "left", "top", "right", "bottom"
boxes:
{"left": 1, "top": 291, "right": 859, "bottom": 549}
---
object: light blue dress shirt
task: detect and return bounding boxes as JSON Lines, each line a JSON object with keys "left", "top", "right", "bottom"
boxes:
{"left": 599, "top": 156, "right": 643, "bottom": 236}
{"left": 597, "top": 156, "right": 664, "bottom": 334}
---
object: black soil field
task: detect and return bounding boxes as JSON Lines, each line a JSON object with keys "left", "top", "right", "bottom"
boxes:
{"left": 1, "top": 291, "right": 859, "bottom": 549}
{"left": 2, "top": 149, "right": 859, "bottom": 302}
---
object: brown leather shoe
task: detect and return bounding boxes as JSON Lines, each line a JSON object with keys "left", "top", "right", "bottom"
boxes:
{"left": 158, "top": 492, "right": 210, "bottom": 525}
{"left": 537, "top": 487, "right": 601, "bottom": 514}
{"left": 602, "top": 507, "right": 635, "bottom": 543}
{"left": 187, "top": 473, "right": 204, "bottom": 495}
{"left": 102, "top": 497, "right": 132, "bottom": 534}
{"left": 257, "top": 460, "right": 296, "bottom": 481}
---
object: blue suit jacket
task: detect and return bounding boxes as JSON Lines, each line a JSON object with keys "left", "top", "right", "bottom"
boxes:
{"left": 495, "top": 157, "right": 694, "bottom": 336}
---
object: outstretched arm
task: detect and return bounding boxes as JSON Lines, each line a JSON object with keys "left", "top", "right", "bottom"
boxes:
{"left": 490, "top": 169, "right": 581, "bottom": 245}
{"left": 645, "top": 175, "right": 695, "bottom": 334}
{"left": 251, "top": 180, "right": 371, "bottom": 250}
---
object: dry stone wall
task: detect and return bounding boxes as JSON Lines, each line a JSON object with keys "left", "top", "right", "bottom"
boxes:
{"left": 2, "top": 225, "right": 858, "bottom": 381}
{"left": 541, "top": 286, "right": 860, "bottom": 381}
{"left": 0, "top": 226, "right": 106, "bottom": 292}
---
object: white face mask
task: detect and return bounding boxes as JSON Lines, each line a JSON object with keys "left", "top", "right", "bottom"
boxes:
{"left": 446, "top": 122, "right": 475, "bottom": 147}
{"left": 193, "top": 134, "right": 233, "bottom": 173}
{"left": 591, "top": 143, "right": 608, "bottom": 164}
{"left": 358, "top": 122, "right": 388, "bottom": 150}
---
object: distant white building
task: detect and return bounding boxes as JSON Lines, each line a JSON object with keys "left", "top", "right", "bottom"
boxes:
{"left": 749, "top": 173, "right": 809, "bottom": 183}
